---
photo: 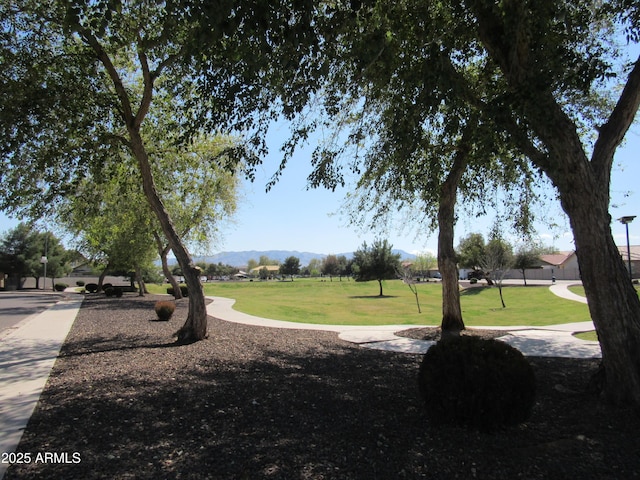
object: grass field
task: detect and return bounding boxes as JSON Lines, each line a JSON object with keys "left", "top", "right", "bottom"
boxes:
{"left": 149, "top": 279, "right": 592, "bottom": 327}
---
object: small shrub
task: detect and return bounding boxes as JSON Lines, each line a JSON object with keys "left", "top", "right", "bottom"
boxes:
{"left": 470, "top": 278, "right": 478, "bottom": 284}
{"left": 167, "top": 285, "right": 189, "bottom": 298}
{"left": 154, "top": 300, "right": 176, "bottom": 321}
{"left": 76, "top": 280, "right": 85, "bottom": 287}
{"left": 105, "top": 286, "right": 123, "bottom": 297}
{"left": 54, "top": 283, "right": 68, "bottom": 292}
{"left": 102, "top": 283, "right": 113, "bottom": 290}
{"left": 418, "top": 336, "right": 536, "bottom": 430}
{"left": 85, "top": 283, "right": 99, "bottom": 293}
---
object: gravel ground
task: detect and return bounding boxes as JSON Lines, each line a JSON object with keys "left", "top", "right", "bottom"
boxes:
{"left": 5, "top": 294, "right": 640, "bottom": 479}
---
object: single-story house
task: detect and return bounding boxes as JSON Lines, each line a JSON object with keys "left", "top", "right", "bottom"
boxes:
{"left": 618, "top": 245, "right": 640, "bottom": 279}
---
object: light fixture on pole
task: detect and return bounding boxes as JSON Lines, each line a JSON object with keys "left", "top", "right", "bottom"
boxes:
{"left": 618, "top": 216, "right": 636, "bottom": 281}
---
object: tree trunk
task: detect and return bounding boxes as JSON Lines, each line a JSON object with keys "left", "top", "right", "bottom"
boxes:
{"left": 561, "top": 184, "right": 640, "bottom": 405}
{"left": 83, "top": 30, "right": 207, "bottom": 342}
{"left": 154, "top": 232, "right": 182, "bottom": 300}
{"left": 98, "top": 266, "right": 108, "bottom": 292}
{"left": 471, "top": 1, "right": 640, "bottom": 406}
{"left": 438, "top": 145, "right": 469, "bottom": 335}
{"left": 130, "top": 131, "right": 207, "bottom": 343}
{"left": 135, "top": 265, "right": 145, "bottom": 297}
{"left": 497, "top": 283, "right": 506, "bottom": 308}
{"left": 378, "top": 279, "right": 383, "bottom": 297}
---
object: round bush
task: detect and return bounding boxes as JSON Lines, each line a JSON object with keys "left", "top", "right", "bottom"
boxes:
{"left": 76, "top": 280, "right": 85, "bottom": 287}
{"left": 85, "top": 283, "right": 99, "bottom": 293}
{"left": 167, "top": 285, "right": 189, "bottom": 298}
{"left": 418, "top": 336, "right": 536, "bottom": 430}
{"left": 154, "top": 300, "right": 176, "bottom": 321}
{"left": 54, "top": 283, "right": 68, "bottom": 292}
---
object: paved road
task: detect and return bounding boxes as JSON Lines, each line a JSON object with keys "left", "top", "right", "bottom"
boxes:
{"left": 0, "top": 292, "right": 64, "bottom": 338}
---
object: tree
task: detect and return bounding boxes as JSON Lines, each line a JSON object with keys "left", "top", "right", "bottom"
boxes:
{"left": 40, "top": 232, "right": 73, "bottom": 290}
{"left": 280, "top": 256, "right": 301, "bottom": 281}
{"left": 457, "top": 234, "right": 487, "bottom": 276}
{"left": 457, "top": 1, "right": 640, "bottom": 405}
{"left": 1, "top": 224, "right": 39, "bottom": 288}
{"left": 398, "top": 264, "right": 422, "bottom": 313}
{"left": 259, "top": 256, "right": 280, "bottom": 267}
{"left": 0, "top": 224, "right": 70, "bottom": 290}
{"left": 295, "top": 1, "right": 539, "bottom": 336}
{"left": 481, "top": 235, "right": 514, "bottom": 308}
{"left": 57, "top": 155, "right": 158, "bottom": 296}
{"left": 513, "top": 246, "right": 543, "bottom": 286}
{"left": 0, "top": 224, "right": 38, "bottom": 289}
{"left": 299, "top": 0, "right": 640, "bottom": 405}
{"left": 352, "top": 240, "right": 401, "bottom": 296}
{"left": 305, "top": 258, "right": 322, "bottom": 277}
{"left": 411, "top": 252, "right": 437, "bottom": 279}
{"left": 336, "top": 255, "right": 350, "bottom": 281}
{"left": 1, "top": 1, "right": 256, "bottom": 342}
{"left": 321, "top": 254, "right": 339, "bottom": 281}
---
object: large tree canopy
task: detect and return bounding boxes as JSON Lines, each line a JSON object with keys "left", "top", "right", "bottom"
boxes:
{"left": 0, "top": 0, "right": 311, "bottom": 342}
{"left": 280, "top": 0, "right": 640, "bottom": 406}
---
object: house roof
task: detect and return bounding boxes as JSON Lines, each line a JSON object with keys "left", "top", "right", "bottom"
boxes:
{"left": 540, "top": 251, "right": 575, "bottom": 267}
{"left": 249, "top": 265, "right": 281, "bottom": 273}
{"left": 618, "top": 245, "right": 640, "bottom": 261}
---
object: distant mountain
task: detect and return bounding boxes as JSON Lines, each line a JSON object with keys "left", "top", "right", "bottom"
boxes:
{"left": 164, "top": 249, "right": 416, "bottom": 267}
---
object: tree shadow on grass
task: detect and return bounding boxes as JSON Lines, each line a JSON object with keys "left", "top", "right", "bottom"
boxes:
{"left": 348, "top": 295, "right": 400, "bottom": 299}
{"left": 460, "top": 287, "right": 491, "bottom": 296}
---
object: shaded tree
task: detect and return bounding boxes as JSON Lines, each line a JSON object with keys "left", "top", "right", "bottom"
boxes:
{"left": 0, "top": 0, "right": 312, "bottom": 343}
{"left": 266, "top": 0, "right": 640, "bottom": 405}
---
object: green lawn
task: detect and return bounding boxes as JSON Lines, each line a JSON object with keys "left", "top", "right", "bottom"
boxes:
{"left": 149, "top": 279, "right": 591, "bottom": 327}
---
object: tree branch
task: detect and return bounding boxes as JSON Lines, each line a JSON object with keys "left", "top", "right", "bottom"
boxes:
{"left": 75, "top": 26, "right": 134, "bottom": 126}
{"left": 591, "top": 55, "right": 640, "bottom": 179}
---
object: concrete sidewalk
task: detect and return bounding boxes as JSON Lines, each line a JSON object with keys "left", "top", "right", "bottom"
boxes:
{"left": 0, "top": 294, "right": 83, "bottom": 479}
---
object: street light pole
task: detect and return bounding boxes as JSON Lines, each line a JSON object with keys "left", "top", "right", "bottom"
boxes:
{"left": 40, "top": 233, "right": 48, "bottom": 291}
{"left": 618, "top": 216, "right": 636, "bottom": 282}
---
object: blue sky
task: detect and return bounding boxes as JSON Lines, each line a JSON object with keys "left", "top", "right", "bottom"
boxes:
{"left": 1, "top": 122, "right": 639, "bottom": 257}
{"left": 216, "top": 122, "right": 640, "bottom": 256}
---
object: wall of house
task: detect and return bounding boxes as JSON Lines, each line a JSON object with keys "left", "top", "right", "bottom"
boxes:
{"left": 504, "top": 267, "right": 582, "bottom": 281}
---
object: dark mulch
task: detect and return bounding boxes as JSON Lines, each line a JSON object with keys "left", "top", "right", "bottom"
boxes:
{"left": 6, "top": 295, "right": 640, "bottom": 479}
{"left": 396, "top": 326, "right": 507, "bottom": 341}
